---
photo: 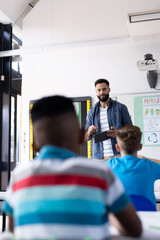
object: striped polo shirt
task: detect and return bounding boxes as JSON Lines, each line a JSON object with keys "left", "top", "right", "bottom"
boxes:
{"left": 3, "top": 145, "right": 130, "bottom": 240}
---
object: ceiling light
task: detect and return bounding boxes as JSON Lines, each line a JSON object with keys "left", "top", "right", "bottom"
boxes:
{"left": 129, "top": 11, "right": 160, "bottom": 23}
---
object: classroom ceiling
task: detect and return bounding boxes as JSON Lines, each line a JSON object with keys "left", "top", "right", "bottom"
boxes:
{"left": 0, "top": 0, "right": 160, "bottom": 42}
{"left": 0, "top": 0, "right": 39, "bottom": 40}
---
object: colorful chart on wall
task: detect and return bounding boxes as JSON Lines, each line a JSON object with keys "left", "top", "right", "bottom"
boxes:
{"left": 134, "top": 95, "right": 160, "bottom": 146}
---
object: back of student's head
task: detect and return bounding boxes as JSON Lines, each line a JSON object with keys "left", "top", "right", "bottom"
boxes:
{"left": 31, "top": 95, "right": 84, "bottom": 154}
{"left": 117, "top": 125, "right": 142, "bottom": 155}
{"left": 31, "top": 95, "right": 75, "bottom": 123}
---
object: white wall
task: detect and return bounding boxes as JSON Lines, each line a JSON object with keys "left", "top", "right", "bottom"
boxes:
{"left": 22, "top": 0, "right": 131, "bottom": 47}
{"left": 21, "top": 0, "right": 160, "bottom": 162}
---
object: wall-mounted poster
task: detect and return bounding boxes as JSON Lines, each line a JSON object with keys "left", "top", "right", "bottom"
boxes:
{"left": 134, "top": 95, "right": 160, "bottom": 146}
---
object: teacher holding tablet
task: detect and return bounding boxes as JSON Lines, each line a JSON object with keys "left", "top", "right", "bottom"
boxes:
{"left": 85, "top": 78, "right": 132, "bottom": 160}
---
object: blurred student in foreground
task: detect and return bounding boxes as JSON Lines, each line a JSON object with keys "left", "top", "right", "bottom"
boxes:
{"left": 106, "top": 125, "right": 160, "bottom": 211}
{"left": 3, "top": 96, "right": 141, "bottom": 239}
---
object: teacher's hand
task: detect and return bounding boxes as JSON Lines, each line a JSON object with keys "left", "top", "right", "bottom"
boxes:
{"left": 107, "top": 127, "right": 117, "bottom": 138}
{"left": 85, "top": 125, "right": 98, "bottom": 140}
{"left": 88, "top": 125, "right": 98, "bottom": 136}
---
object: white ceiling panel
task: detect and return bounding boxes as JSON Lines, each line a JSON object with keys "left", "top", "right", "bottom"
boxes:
{"left": 0, "top": 0, "right": 160, "bottom": 41}
{"left": 0, "top": 0, "right": 31, "bottom": 23}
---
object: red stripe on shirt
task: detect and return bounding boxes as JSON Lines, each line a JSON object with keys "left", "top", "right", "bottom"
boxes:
{"left": 12, "top": 174, "right": 108, "bottom": 192}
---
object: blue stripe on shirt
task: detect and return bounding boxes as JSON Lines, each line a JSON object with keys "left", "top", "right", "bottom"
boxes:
{"left": 35, "top": 145, "right": 77, "bottom": 160}
{"left": 13, "top": 186, "right": 106, "bottom": 204}
{"left": 15, "top": 199, "right": 106, "bottom": 217}
{"left": 3, "top": 200, "right": 13, "bottom": 215}
{"left": 108, "top": 193, "right": 130, "bottom": 213}
{"left": 15, "top": 212, "right": 108, "bottom": 226}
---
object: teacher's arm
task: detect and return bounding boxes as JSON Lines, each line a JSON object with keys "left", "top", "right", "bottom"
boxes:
{"left": 121, "top": 104, "right": 132, "bottom": 125}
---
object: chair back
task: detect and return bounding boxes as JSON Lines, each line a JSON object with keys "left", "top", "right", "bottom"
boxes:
{"left": 129, "top": 194, "right": 156, "bottom": 211}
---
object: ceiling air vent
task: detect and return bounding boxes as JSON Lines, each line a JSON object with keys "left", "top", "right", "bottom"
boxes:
{"left": 127, "top": 10, "right": 160, "bottom": 41}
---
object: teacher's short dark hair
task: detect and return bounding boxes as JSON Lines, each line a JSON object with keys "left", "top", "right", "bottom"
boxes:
{"left": 94, "top": 79, "right": 110, "bottom": 87}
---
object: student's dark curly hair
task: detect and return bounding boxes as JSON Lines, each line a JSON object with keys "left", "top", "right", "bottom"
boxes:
{"left": 31, "top": 95, "right": 75, "bottom": 123}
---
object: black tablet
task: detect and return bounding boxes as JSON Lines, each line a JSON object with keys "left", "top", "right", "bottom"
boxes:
{"left": 94, "top": 131, "right": 111, "bottom": 143}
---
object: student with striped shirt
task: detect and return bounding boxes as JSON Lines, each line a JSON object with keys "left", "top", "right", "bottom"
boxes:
{"left": 85, "top": 79, "right": 132, "bottom": 160}
{"left": 3, "top": 95, "right": 141, "bottom": 239}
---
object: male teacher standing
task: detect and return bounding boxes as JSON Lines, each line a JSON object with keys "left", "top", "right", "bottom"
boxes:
{"left": 85, "top": 79, "right": 132, "bottom": 160}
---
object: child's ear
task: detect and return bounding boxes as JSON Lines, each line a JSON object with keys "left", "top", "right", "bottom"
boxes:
{"left": 33, "top": 142, "right": 40, "bottom": 153}
{"left": 116, "top": 144, "right": 121, "bottom": 152}
{"left": 138, "top": 143, "right": 143, "bottom": 151}
{"left": 33, "top": 138, "right": 41, "bottom": 153}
